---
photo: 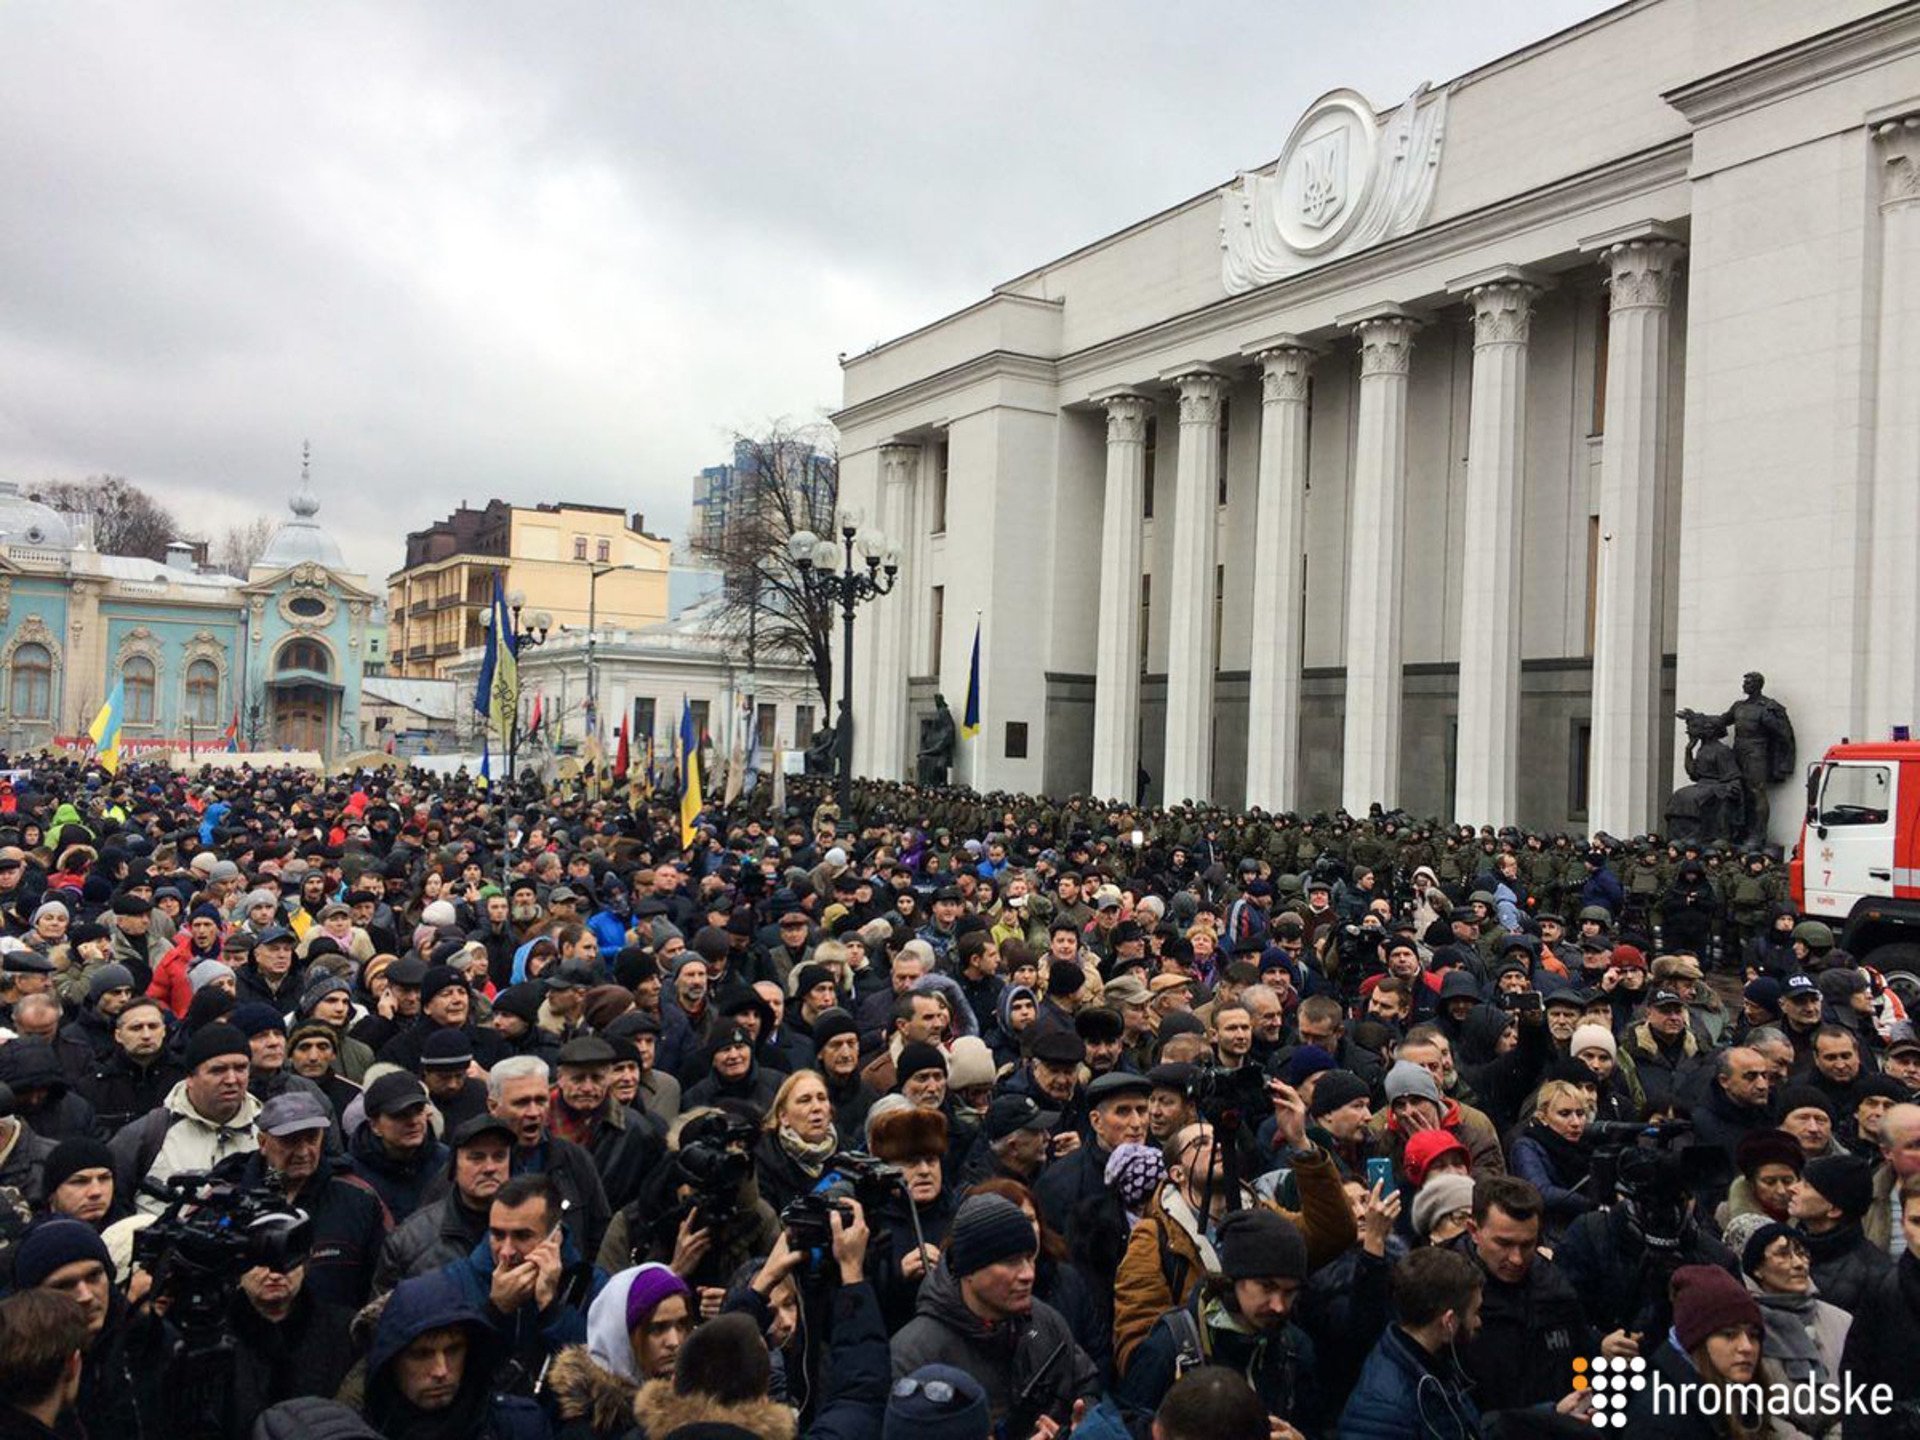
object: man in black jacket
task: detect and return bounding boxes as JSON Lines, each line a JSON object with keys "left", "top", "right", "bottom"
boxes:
{"left": 1448, "top": 1176, "right": 1602, "bottom": 1413}
{"left": 548, "top": 1035, "right": 660, "bottom": 1213}
{"left": 375, "top": 1113, "right": 514, "bottom": 1294}
{"left": 1790, "top": 1152, "right": 1891, "bottom": 1314}
{"left": 1033, "top": 1070, "right": 1150, "bottom": 1233}
{"left": 75, "top": 997, "right": 181, "bottom": 1135}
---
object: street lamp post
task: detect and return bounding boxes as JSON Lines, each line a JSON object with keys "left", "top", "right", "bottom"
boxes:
{"left": 583, "top": 561, "right": 637, "bottom": 746}
{"left": 482, "top": 590, "right": 551, "bottom": 782}
{"left": 789, "top": 506, "right": 899, "bottom": 813}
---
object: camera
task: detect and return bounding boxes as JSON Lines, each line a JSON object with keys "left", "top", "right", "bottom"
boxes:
{"left": 1585, "top": 1119, "right": 1720, "bottom": 1250}
{"left": 134, "top": 1172, "right": 313, "bottom": 1303}
{"left": 779, "top": 1152, "right": 906, "bottom": 1251}
{"left": 1185, "top": 1063, "right": 1270, "bottom": 1123}
{"left": 671, "top": 1112, "right": 759, "bottom": 1227}
{"left": 1498, "top": 990, "right": 1543, "bottom": 1013}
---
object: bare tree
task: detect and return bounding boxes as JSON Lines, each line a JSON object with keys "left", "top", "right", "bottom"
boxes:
{"left": 29, "top": 475, "right": 180, "bottom": 560}
{"left": 690, "top": 421, "right": 839, "bottom": 711}
{"left": 213, "top": 516, "right": 277, "bottom": 576}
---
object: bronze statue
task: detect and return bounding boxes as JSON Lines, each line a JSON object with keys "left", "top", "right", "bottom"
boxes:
{"left": 1677, "top": 672, "right": 1795, "bottom": 847}
{"left": 1665, "top": 711, "right": 1745, "bottom": 844}
{"left": 917, "top": 693, "right": 957, "bottom": 786}
{"left": 803, "top": 722, "right": 837, "bottom": 777}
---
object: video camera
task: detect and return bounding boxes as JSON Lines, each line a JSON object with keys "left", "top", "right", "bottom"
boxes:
{"left": 667, "top": 1111, "right": 760, "bottom": 1229}
{"left": 779, "top": 1151, "right": 906, "bottom": 1251}
{"left": 1584, "top": 1119, "right": 1720, "bottom": 1251}
{"left": 135, "top": 1172, "right": 312, "bottom": 1314}
{"left": 1185, "top": 1062, "right": 1270, "bottom": 1124}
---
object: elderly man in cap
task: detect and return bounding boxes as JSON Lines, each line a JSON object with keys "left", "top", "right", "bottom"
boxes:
{"left": 348, "top": 1070, "right": 449, "bottom": 1223}
{"left": 235, "top": 923, "right": 302, "bottom": 1009}
{"left": 548, "top": 1035, "right": 661, "bottom": 1213}
{"left": 958, "top": 1094, "right": 1059, "bottom": 1190}
{"left": 380, "top": 959, "right": 509, "bottom": 1072}
{"left": 1033, "top": 1068, "right": 1153, "bottom": 1233}
{"left": 209, "top": 1090, "right": 390, "bottom": 1307}
{"left": 109, "top": 1021, "right": 261, "bottom": 1211}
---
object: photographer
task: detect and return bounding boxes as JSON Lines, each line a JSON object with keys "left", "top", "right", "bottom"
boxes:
{"left": 224, "top": 1246, "right": 357, "bottom": 1434}
{"left": 863, "top": 1100, "right": 957, "bottom": 1332}
{"left": 597, "top": 1107, "right": 779, "bottom": 1303}
{"left": 1113, "top": 1080, "right": 1354, "bottom": 1374}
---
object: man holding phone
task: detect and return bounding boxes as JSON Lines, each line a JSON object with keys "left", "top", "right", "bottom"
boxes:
{"left": 435, "top": 1171, "right": 603, "bottom": 1370}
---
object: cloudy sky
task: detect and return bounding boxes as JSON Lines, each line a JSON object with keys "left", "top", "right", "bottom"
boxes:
{"left": 0, "top": 1, "right": 1603, "bottom": 579}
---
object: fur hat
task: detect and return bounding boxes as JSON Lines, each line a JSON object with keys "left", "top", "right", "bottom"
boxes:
{"left": 868, "top": 1104, "right": 948, "bottom": 1164}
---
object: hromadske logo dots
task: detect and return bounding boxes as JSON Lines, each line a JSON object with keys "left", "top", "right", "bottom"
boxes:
{"left": 1573, "top": 1355, "right": 1646, "bottom": 1428}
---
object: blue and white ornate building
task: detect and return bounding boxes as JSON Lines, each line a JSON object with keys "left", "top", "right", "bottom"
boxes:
{"left": 0, "top": 467, "right": 375, "bottom": 759}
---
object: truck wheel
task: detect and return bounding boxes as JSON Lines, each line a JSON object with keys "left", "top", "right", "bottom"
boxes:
{"left": 1865, "top": 942, "right": 1920, "bottom": 1008}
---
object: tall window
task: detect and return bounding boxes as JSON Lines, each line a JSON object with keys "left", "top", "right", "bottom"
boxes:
{"left": 1212, "top": 565, "right": 1225, "bottom": 672}
{"left": 632, "top": 697, "right": 656, "bottom": 745}
{"left": 794, "top": 703, "right": 816, "bottom": 744}
{"left": 9, "top": 644, "right": 51, "bottom": 720}
{"left": 124, "top": 656, "right": 156, "bottom": 724}
{"left": 185, "top": 659, "right": 219, "bottom": 725}
{"left": 573, "top": 535, "right": 589, "bottom": 561}
{"left": 1570, "top": 721, "right": 1594, "bottom": 821}
{"left": 931, "top": 443, "right": 950, "bottom": 534}
{"left": 1584, "top": 516, "right": 1601, "bottom": 656}
{"left": 689, "top": 699, "right": 711, "bottom": 745}
{"left": 929, "top": 585, "right": 946, "bottom": 673}
{"left": 756, "top": 703, "right": 776, "bottom": 749}
{"left": 596, "top": 538, "right": 610, "bottom": 563}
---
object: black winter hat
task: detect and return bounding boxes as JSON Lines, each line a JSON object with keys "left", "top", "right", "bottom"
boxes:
{"left": 42, "top": 1137, "right": 114, "bottom": 1196}
{"left": 1803, "top": 1153, "right": 1875, "bottom": 1220}
{"left": 808, "top": 1007, "right": 858, "bottom": 1052}
{"left": 1215, "top": 1208, "right": 1308, "bottom": 1281}
{"left": 945, "top": 1193, "right": 1038, "bottom": 1278}
{"left": 185, "top": 1022, "right": 250, "bottom": 1070}
{"left": 1308, "top": 1068, "right": 1372, "bottom": 1118}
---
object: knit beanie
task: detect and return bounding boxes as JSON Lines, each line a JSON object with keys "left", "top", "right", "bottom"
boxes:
{"left": 1802, "top": 1153, "right": 1874, "bottom": 1220}
{"left": 1568, "top": 1024, "right": 1617, "bottom": 1061}
{"left": 583, "top": 985, "right": 635, "bottom": 1033}
{"left": 418, "top": 965, "right": 463, "bottom": 1010}
{"left": 1670, "top": 1263, "right": 1762, "bottom": 1351}
{"left": 299, "top": 974, "right": 351, "bottom": 1014}
{"left": 809, "top": 1008, "right": 858, "bottom": 1052}
{"left": 1309, "top": 1068, "right": 1372, "bottom": 1119}
{"left": 945, "top": 1036, "right": 997, "bottom": 1091}
{"left": 42, "top": 1138, "right": 115, "bottom": 1196}
{"left": 1283, "top": 1045, "right": 1337, "bottom": 1087}
{"left": 85, "top": 964, "right": 135, "bottom": 1003}
{"left": 1215, "top": 1208, "right": 1308, "bottom": 1281}
{"left": 1403, "top": 1130, "right": 1471, "bottom": 1187}
{"left": 1412, "top": 1172, "right": 1476, "bottom": 1239}
{"left": 945, "top": 1194, "right": 1038, "bottom": 1277}
{"left": 883, "top": 1364, "right": 989, "bottom": 1440}
{"left": 185, "top": 1022, "right": 250, "bottom": 1071}
{"left": 1383, "top": 1060, "right": 1443, "bottom": 1107}
{"left": 13, "top": 1218, "right": 113, "bottom": 1288}
{"left": 672, "top": 1312, "right": 769, "bottom": 1405}
{"left": 894, "top": 1041, "right": 948, "bottom": 1089}
{"left": 229, "top": 1002, "right": 286, "bottom": 1038}
{"left": 1739, "top": 1220, "right": 1805, "bottom": 1279}
{"left": 188, "top": 958, "right": 236, "bottom": 994}
{"left": 624, "top": 1261, "right": 693, "bottom": 1332}
{"left": 1104, "top": 1141, "right": 1167, "bottom": 1212}
{"left": 1742, "top": 976, "right": 1784, "bottom": 1017}
{"left": 1777, "top": 1084, "right": 1834, "bottom": 1120}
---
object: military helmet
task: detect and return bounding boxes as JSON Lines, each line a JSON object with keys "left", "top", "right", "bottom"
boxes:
{"left": 1791, "top": 920, "right": 1835, "bottom": 952}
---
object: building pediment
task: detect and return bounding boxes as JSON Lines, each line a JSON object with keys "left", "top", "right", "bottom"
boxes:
{"left": 240, "top": 561, "right": 378, "bottom": 605}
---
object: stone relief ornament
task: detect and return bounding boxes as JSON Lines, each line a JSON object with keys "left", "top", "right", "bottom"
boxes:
{"left": 1220, "top": 85, "right": 1450, "bottom": 295}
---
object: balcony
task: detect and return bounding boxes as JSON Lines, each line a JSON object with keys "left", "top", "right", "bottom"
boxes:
{"left": 406, "top": 644, "right": 430, "bottom": 661}
{"left": 431, "top": 641, "right": 458, "bottom": 658}
{"left": 408, "top": 600, "right": 430, "bottom": 617}
{"left": 431, "top": 594, "right": 459, "bottom": 611}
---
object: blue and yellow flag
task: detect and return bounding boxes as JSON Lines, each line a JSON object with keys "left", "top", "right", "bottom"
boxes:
{"left": 88, "top": 681, "right": 126, "bottom": 774}
{"left": 478, "top": 575, "right": 518, "bottom": 744}
{"left": 679, "top": 699, "right": 703, "bottom": 849}
{"left": 961, "top": 617, "right": 982, "bottom": 738}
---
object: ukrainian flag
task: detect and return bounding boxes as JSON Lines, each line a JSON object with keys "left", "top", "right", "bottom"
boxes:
{"left": 88, "top": 681, "right": 126, "bottom": 775}
{"left": 483, "top": 575, "right": 518, "bottom": 745}
{"left": 678, "top": 699, "right": 703, "bottom": 849}
{"left": 961, "top": 617, "right": 982, "bottom": 738}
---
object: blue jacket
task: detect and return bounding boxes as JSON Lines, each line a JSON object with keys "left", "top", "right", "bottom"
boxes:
{"left": 1337, "top": 1326, "right": 1483, "bottom": 1440}
{"left": 435, "top": 1235, "right": 607, "bottom": 1369}
{"left": 367, "top": 1272, "right": 553, "bottom": 1440}
{"left": 585, "top": 909, "right": 629, "bottom": 955}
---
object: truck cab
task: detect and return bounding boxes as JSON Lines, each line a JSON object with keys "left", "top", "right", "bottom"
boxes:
{"left": 1793, "top": 740, "right": 1920, "bottom": 1000}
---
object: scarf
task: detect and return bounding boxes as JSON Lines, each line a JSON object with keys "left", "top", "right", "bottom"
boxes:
{"left": 778, "top": 1123, "right": 839, "bottom": 1176}
{"left": 1748, "top": 1285, "right": 1826, "bottom": 1383}
{"left": 1522, "top": 1121, "right": 1591, "bottom": 1188}
{"left": 1160, "top": 1185, "right": 1223, "bottom": 1272}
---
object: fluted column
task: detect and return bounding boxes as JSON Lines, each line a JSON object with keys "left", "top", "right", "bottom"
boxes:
{"left": 1091, "top": 393, "right": 1152, "bottom": 800}
{"left": 1453, "top": 276, "right": 1542, "bottom": 827}
{"left": 1866, "top": 118, "right": 1920, "bottom": 737}
{"left": 1341, "top": 307, "right": 1420, "bottom": 813}
{"left": 1163, "top": 367, "right": 1228, "bottom": 805}
{"left": 1243, "top": 340, "right": 1315, "bottom": 812}
{"left": 1589, "top": 237, "right": 1684, "bottom": 837}
{"left": 869, "top": 443, "right": 919, "bottom": 779}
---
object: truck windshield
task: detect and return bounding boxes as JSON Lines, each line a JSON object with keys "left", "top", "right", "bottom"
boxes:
{"left": 1819, "top": 765, "right": 1891, "bottom": 826}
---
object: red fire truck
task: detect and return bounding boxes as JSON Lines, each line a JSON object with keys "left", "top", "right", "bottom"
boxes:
{"left": 1791, "top": 740, "right": 1920, "bottom": 1005}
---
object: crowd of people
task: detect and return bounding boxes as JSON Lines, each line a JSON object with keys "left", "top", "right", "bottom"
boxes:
{"left": 0, "top": 756, "right": 1914, "bottom": 1440}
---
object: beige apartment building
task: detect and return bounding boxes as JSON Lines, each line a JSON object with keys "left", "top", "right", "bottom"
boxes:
{"left": 386, "top": 500, "right": 671, "bottom": 678}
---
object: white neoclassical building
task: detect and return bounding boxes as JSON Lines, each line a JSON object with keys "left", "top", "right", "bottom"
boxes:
{"left": 830, "top": 0, "right": 1920, "bottom": 842}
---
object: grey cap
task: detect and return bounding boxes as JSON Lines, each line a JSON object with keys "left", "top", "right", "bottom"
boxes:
{"left": 1383, "top": 1059, "right": 1443, "bottom": 1106}
{"left": 258, "top": 1090, "right": 333, "bottom": 1137}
